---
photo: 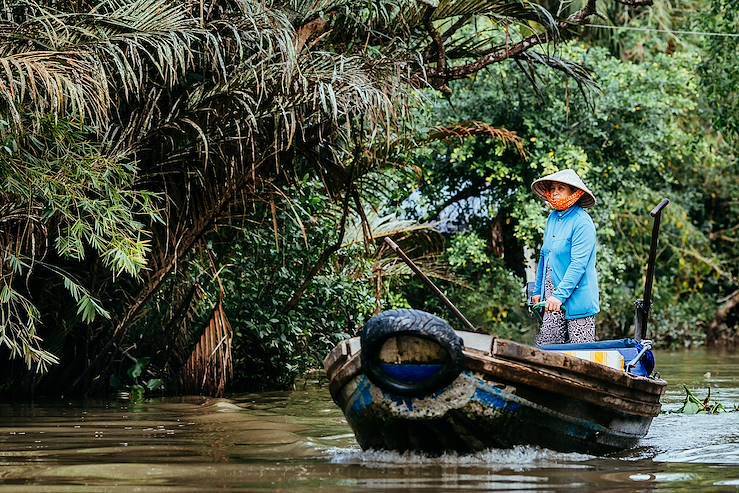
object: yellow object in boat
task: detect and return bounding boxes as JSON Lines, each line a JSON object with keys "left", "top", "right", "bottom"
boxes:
{"left": 562, "top": 350, "right": 625, "bottom": 371}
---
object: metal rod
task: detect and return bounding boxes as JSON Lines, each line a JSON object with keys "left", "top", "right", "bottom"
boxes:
{"left": 635, "top": 198, "right": 670, "bottom": 340}
{"left": 383, "top": 237, "right": 477, "bottom": 332}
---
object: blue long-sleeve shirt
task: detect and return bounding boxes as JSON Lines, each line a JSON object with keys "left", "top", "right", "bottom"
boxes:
{"left": 534, "top": 205, "right": 600, "bottom": 320}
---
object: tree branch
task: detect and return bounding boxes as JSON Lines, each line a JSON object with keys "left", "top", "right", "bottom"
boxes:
{"left": 424, "top": 7, "right": 446, "bottom": 75}
{"left": 427, "top": 0, "right": 598, "bottom": 82}
{"left": 679, "top": 247, "right": 732, "bottom": 280}
{"left": 429, "top": 179, "right": 486, "bottom": 219}
{"left": 351, "top": 188, "right": 374, "bottom": 247}
{"left": 709, "top": 223, "right": 739, "bottom": 241}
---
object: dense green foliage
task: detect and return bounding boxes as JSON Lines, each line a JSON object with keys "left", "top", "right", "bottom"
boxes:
{"left": 699, "top": 0, "right": 739, "bottom": 141}
{"left": 0, "top": 116, "right": 157, "bottom": 369}
{"left": 0, "top": 0, "right": 737, "bottom": 395}
{"left": 1, "top": 0, "right": 621, "bottom": 394}
{"left": 134, "top": 180, "right": 379, "bottom": 388}
{"left": 403, "top": 44, "right": 738, "bottom": 347}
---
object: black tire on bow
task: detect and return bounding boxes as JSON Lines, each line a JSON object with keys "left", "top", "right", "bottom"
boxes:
{"left": 360, "top": 309, "right": 465, "bottom": 397}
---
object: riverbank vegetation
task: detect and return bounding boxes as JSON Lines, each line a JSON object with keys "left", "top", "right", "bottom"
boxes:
{"left": 1, "top": 0, "right": 737, "bottom": 395}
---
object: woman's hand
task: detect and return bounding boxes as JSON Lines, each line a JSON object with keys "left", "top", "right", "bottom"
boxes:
{"left": 532, "top": 295, "right": 541, "bottom": 304}
{"left": 545, "top": 296, "right": 563, "bottom": 312}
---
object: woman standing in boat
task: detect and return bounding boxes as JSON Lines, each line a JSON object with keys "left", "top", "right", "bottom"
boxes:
{"left": 531, "top": 169, "right": 600, "bottom": 345}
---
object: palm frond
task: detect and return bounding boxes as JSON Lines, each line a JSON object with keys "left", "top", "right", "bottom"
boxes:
{"left": 0, "top": 51, "right": 109, "bottom": 127}
{"left": 519, "top": 49, "right": 597, "bottom": 91}
{"left": 434, "top": 0, "right": 557, "bottom": 28}
{"left": 343, "top": 207, "right": 438, "bottom": 246}
{"left": 427, "top": 121, "right": 527, "bottom": 158}
{"left": 181, "top": 298, "right": 233, "bottom": 396}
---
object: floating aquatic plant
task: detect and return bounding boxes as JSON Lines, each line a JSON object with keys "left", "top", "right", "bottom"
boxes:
{"left": 676, "top": 386, "right": 737, "bottom": 414}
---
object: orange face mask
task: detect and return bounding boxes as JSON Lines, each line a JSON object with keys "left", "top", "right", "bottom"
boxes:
{"left": 544, "top": 189, "right": 585, "bottom": 211}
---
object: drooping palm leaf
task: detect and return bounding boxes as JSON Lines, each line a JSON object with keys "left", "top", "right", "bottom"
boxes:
{"left": 181, "top": 298, "right": 233, "bottom": 397}
{"left": 342, "top": 207, "right": 438, "bottom": 246}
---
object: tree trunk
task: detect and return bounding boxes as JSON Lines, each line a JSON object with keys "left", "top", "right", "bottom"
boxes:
{"left": 707, "top": 289, "right": 739, "bottom": 345}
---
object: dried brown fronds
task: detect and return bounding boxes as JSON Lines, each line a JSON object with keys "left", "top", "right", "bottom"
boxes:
{"left": 181, "top": 300, "right": 233, "bottom": 397}
{"left": 428, "top": 122, "right": 527, "bottom": 159}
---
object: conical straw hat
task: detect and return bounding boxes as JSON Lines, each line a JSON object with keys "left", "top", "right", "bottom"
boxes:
{"left": 531, "top": 169, "right": 596, "bottom": 208}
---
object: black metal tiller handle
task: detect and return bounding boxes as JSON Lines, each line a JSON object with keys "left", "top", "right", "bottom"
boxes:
{"left": 634, "top": 198, "right": 670, "bottom": 341}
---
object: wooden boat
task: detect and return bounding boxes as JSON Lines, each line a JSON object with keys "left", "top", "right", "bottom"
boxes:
{"left": 324, "top": 309, "right": 667, "bottom": 455}
{"left": 325, "top": 199, "right": 671, "bottom": 455}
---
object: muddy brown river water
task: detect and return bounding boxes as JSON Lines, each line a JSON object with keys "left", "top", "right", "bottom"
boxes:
{"left": 1, "top": 349, "right": 737, "bottom": 492}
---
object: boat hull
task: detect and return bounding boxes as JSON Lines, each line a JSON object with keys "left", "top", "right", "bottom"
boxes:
{"left": 342, "top": 371, "right": 654, "bottom": 455}
{"left": 325, "top": 331, "right": 665, "bottom": 455}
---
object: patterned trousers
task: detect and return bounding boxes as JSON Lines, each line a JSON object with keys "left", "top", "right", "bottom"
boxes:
{"left": 535, "top": 267, "right": 596, "bottom": 345}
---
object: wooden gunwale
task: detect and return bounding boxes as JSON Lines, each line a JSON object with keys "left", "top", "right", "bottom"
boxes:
{"left": 328, "top": 352, "right": 361, "bottom": 398}
{"left": 323, "top": 340, "right": 349, "bottom": 377}
{"left": 463, "top": 349, "right": 661, "bottom": 417}
{"left": 492, "top": 339, "right": 666, "bottom": 396}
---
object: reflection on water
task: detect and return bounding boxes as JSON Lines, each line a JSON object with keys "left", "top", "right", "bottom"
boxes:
{"left": 0, "top": 349, "right": 737, "bottom": 492}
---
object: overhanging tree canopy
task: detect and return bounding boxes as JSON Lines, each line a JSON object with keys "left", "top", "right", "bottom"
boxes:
{"left": 0, "top": 0, "right": 650, "bottom": 390}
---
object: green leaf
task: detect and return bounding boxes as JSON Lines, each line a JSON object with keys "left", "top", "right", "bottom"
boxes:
{"left": 127, "top": 357, "right": 151, "bottom": 380}
{"left": 709, "top": 402, "right": 726, "bottom": 414}
{"left": 129, "top": 385, "right": 145, "bottom": 403}
{"left": 76, "top": 295, "right": 111, "bottom": 324}
{"left": 145, "top": 378, "right": 163, "bottom": 391}
{"left": 681, "top": 400, "right": 702, "bottom": 415}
